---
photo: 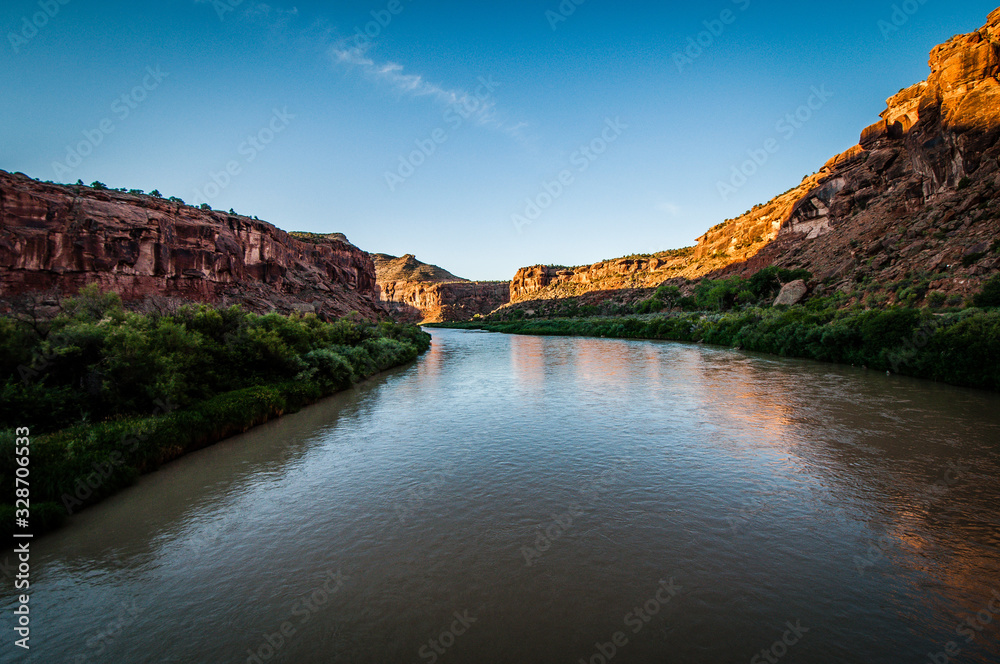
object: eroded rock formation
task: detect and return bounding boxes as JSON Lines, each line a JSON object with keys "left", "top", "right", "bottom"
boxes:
{"left": 0, "top": 173, "right": 387, "bottom": 319}
{"left": 733, "top": 8, "right": 1000, "bottom": 299}
{"left": 503, "top": 9, "right": 1000, "bottom": 310}
{"left": 374, "top": 253, "right": 509, "bottom": 322}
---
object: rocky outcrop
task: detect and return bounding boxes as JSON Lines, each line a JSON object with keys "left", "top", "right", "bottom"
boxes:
{"left": 373, "top": 253, "right": 466, "bottom": 285}
{"left": 0, "top": 172, "right": 387, "bottom": 319}
{"left": 509, "top": 248, "right": 699, "bottom": 303}
{"left": 500, "top": 9, "right": 1000, "bottom": 310}
{"left": 724, "top": 8, "right": 1000, "bottom": 300}
{"left": 374, "top": 253, "right": 509, "bottom": 322}
{"left": 383, "top": 281, "right": 510, "bottom": 323}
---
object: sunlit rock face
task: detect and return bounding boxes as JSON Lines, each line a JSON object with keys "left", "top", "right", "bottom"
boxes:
{"left": 501, "top": 9, "right": 1000, "bottom": 309}
{"left": 732, "top": 8, "right": 1000, "bottom": 300}
{"left": 0, "top": 172, "right": 386, "bottom": 319}
{"left": 373, "top": 253, "right": 509, "bottom": 323}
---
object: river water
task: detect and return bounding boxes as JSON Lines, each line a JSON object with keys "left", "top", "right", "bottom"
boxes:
{"left": 4, "top": 329, "right": 1000, "bottom": 664}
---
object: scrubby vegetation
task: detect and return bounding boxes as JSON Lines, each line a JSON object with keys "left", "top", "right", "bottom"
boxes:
{"left": 0, "top": 286, "right": 430, "bottom": 533}
{"left": 635, "top": 267, "right": 813, "bottom": 314}
{"left": 440, "top": 307, "right": 999, "bottom": 391}
{"left": 434, "top": 269, "right": 1000, "bottom": 393}
{"left": 973, "top": 274, "right": 1000, "bottom": 308}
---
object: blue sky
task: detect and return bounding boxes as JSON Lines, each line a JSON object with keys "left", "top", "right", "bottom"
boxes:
{"left": 1, "top": 0, "right": 997, "bottom": 280}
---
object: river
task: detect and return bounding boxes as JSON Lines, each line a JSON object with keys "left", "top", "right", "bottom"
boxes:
{"left": 4, "top": 329, "right": 1000, "bottom": 664}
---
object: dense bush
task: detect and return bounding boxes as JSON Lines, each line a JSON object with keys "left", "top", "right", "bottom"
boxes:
{"left": 973, "top": 274, "right": 1000, "bottom": 308}
{"left": 0, "top": 287, "right": 431, "bottom": 532}
{"left": 441, "top": 306, "right": 1000, "bottom": 392}
{"left": 1, "top": 285, "right": 430, "bottom": 434}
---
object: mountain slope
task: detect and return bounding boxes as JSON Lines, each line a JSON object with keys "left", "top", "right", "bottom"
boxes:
{"left": 506, "top": 8, "right": 1000, "bottom": 309}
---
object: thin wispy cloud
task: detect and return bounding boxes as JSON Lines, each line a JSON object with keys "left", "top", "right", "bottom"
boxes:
{"left": 657, "top": 202, "right": 682, "bottom": 216}
{"left": 331, "top": 45, "right": 529, "bottom": 141}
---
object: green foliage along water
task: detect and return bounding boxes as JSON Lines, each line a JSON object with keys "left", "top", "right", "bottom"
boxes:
{"left": 440, "top": 272, "right": 1000, "bottom": 394}
{"left": 441, "top": 308, "right": 1000, "bottom": 391}
{"left": 1, "top": 286, "right": 431, "bottom": 533}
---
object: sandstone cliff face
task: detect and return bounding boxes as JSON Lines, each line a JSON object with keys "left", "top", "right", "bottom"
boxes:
{"left": 505, "top": 9, "right": 1000, "bottom": 309}
{"left": 0, "top": 172, "right": 386, "bottom": 319}
{"left": 510, "top": 249, "right": 697, "bottom": 303}
{"left": 381, "top": 280, "right": 511, "bottom": 323}
{"left": 374, "top": 253, "right": 509, "bottom": 323}
{"left": 730, "top": 9, "right": 1000, "bottom": 299}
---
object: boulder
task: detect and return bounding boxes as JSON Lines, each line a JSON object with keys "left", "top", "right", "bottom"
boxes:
{"left": 774, "top": 280, "right": 809, "bottom": 306}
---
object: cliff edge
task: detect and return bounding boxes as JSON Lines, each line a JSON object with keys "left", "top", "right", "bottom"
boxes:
{"left": 0, "top": 173, "right": 387, "bottom": 319}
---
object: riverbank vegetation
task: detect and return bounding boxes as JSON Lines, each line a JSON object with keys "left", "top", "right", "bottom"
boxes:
{"left": 1, "top": 286, "right": 431, "bottom": 534}
{"left": 436, "top": 272, "right": 1000, "bottom": 393}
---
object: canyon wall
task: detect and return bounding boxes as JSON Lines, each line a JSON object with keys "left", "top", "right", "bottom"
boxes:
{"left": 380, "top": 280, "right": 511, "bottom": 323}
{"left": 506, "top": 8, "right": 1000, "bottom": 308}
{"left": 732, "top": 7, "right": 1000, "bottom": 299}
{"left": 0, "top": 173, "right": 386, "bottom": 319}
{"left": 374, "top": 253, "right": 509, "bottom": 323}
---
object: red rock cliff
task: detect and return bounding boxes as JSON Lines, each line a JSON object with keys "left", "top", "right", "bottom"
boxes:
{"left": 506, "top": 9, "right": 1000, "bottom": 308}
{"left": 733, "top": 8, "right": 1000, "bottom": 298}
{"left": 374, "top": 253, "right": 509, "bottom": 322}
{"left": 0, "top": 172, "right": 386, "bottom": 319}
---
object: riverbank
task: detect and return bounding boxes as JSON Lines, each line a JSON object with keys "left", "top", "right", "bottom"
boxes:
{"left": 1, "top": 287, "right": 431, "bottom": 537}
{"left": 430, "top": 306, "right": 1000, "bottom": 392}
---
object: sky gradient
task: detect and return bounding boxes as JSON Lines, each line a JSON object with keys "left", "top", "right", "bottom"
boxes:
{"left": 2, "top": 0, "right": 998, "bottom": 280}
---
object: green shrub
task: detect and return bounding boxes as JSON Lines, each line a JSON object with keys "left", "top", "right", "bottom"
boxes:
{"left": 926, "top": 291, "right": 947, "bottom": 310}
{"left": 962, "top": 252, "right": 986, "bottom": 267}
{"left": 973, "top": 275, "right": 1000, "bottom": 308}
{"left": 0, "top": 289, "right": 429, "bottom": 434}
{"left": 635, "top": 298, "right": 664, "bottom": 314}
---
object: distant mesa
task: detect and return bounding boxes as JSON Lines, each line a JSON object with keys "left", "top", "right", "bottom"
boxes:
{"left": 373, "top": 254, "right": 509, "bottom": 324}
{"left": 373, "top": 253, "right": 468, "bottom": 285}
